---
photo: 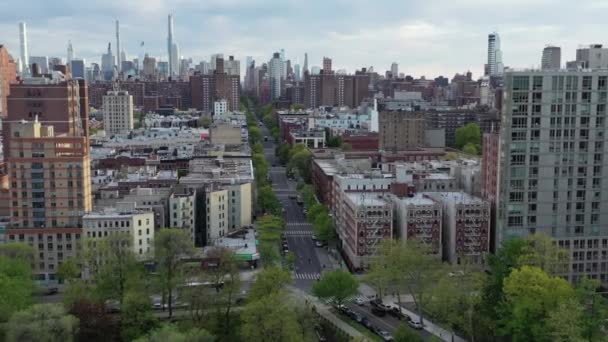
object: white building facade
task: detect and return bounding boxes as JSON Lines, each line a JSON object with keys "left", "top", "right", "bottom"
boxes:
{"left": 103, "top": 90, "right": 134, "bottom": 135}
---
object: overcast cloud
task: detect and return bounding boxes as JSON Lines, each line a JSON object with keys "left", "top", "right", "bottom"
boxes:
{"left": 0, "top": 0, "right": 606, "bottom": 78}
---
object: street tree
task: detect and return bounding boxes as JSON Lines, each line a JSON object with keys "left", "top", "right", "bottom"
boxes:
{"left": 517, "top": 233, "right": 569, "bottom": 276}
{"left": 462, "top": 142, "right": 478, "bottom": 155}
{"left": 241, "top": 293, "right": 304, "bottom": 342}
{"left": 257, "top": 185, "right": 281, "bottom": 215}
{"left": 0, "top": 243, "right": 35, "bottom": 322}
{"left": 93, "top": 234, "right": 145, "bottom": 306}
{"left": 68, "top": 299, "right": 120, "bottom": 342}
{"left": 57, "top": 258, "right": 81, "bottom": 283}
{"left": 313, "top": 214, "right": 336, "bottom": 242}
{"left": 327, "top": 135, "right": 342, "bottom": 147}
{"left": 371, "top": 240, "right": 445, "bottom": 326}
{"left": 545, "top": 298, "right": 585, "bottom": 342}
{"left": 154, "top": 228, "right": 195, "bottom": 318}
{"left": 455, "top": 122, "right": 481, "bottom": 149}
{"left": 575, "top": 277, "right": 608, "bottom": 341}
{"left": 312, "top": 270, "right": 359, "bottom": 307}
{"left": 276, "top": 144, "right": 291, "bottom": 165}
{"left": 120, "top": 291, "right": 159, "bottom": 342}
{"left": 249, "top": 266, "right": 292, "bottom": 301}
{"left": 204, "top": 248, "right": 241, "bottom": 336}
{"left": 5, "top": 304, "right": 79, "bottom": 342}
{"left": 249, "top": 126, "right": 262, "bottom": 144}
{"left": 252, "top": 142, "right": 264, "bottom": 154}
{"left": 499, "top": 265, "right": 575, "bottom": 341}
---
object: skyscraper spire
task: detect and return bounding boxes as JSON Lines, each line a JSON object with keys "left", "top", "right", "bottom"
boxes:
{"left": 116, "top": 20, "right": 121, "bottom": 72}
{"left": 167, "top": 14, "right": 174, "bottom": 77}
{"left": 19, "top": 22, "right": 29, "bottom": 75}
{"left": 67, "top": 40, "right": 74, "bottom": 65}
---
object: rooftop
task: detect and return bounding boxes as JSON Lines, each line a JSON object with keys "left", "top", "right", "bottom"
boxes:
{"left": 426, "top": 191, "right": 485, "bottom": 204}
{"left": 346, "top": 192, "right": 391, "bottom": 207}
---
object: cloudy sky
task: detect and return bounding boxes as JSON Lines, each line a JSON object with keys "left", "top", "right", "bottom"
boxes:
{"left": 1, "top": 0, "right": 607, "bottom": 78}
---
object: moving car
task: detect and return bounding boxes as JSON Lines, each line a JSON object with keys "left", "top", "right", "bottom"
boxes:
{"left": 377, "top": 330, "right": 394, "bottom": 341}
{"left": 288, "top": 194, "right": 297, "bottom": 199}
{"left": 388, "top": 307, "right": 409, "bottom": 320}
{"left": 371, "top": 306, "right": 387, "bottom": 317}
{"left": 408, "top": 319, "right": 423, "bottom": 330}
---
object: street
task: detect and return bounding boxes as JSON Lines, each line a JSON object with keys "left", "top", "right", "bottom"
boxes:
{"left": 260, "top": 126, "right": 324, "bottom": 290}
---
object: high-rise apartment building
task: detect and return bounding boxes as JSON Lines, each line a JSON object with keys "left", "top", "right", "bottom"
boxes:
{"left": 487, "top": 32, "right": 503, "bottom": 76}
{"left": 167, "top": 14, "right": 175, "bottom": 77}
{"left": 497, "top": 70, "right": 608, "bottom": 284}
{"left": 190, "top": 57, "right": 240, "bottom": 112}
{"left": 541, "top": 46, "right": 561, "bottom": 70}
{"left": 5, "top": 117, "right": 91, "bottom": 281}
{"left": 269, "top": 52, "right": 282, "bottom": 101}
{"left": 102, "top": 89, "right": 134, "bottom": 135}
{"left": 567, "top": 44, "right": 608, "bottom": 70}
{"left": 0, "top": 45, "right": 18, "bottom": 118}
{"left": 323, "top": 57, "right": 332, "bottom": 74}
{"left": 142, "top": 54, "right": 157, "bottom": 81}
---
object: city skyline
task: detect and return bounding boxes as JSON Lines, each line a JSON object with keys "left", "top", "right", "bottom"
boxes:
{"left": 1, "top": 0, "right": 608, "bottom": 78}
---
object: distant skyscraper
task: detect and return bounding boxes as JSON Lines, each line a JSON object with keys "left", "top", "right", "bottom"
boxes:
{"left": 170, "top": 43, "right": 179, "bottom": 79}
{"left": 323, "top": 57, "right": 332, "bottom": 74}
{"left": 67, "top": 41, "right": 74, "bottom": 66}
{"left": 19, "top": 22, "right": 29, "bottom": 75}
{"left": 210, "top": 54, "right": 224, "bottom": 71}
{"left": 167, "top": 14, "right": 175, "bottom": 76}
{"left": 294, "top": 63, "right": 301, "bottom": 81}
{"left": 101, "top": 43, "right": 115, "bottom": 80}
{"left": 280, "top": 49, "right": 286, "bottom": 79}
{"left": 115, "top": 20, "right": 121, "bottom": 72}
{"left": 70, "top": 59, "right": 85, "bottom": 79}
{"left": 269, "top": 52, "right": 282, "bottom": 101}
{"left": 103, "top": 89, "right": 134, "bottom": 134}
{"left": 487, "top": 32, "right": 503, "bottom": 76}
{"left": 311, "top": 66, "right": 320, "bottom": 75}
{"left": 390, "top": 62, "right": 398, "bottom": 78}
{"left": 541, "top": 46, "right": 561, "bottom": 70}
{"left": 246, "top": 56, "right": 253, "bottom": 69}
{"left": 303, "top": 53, "right": 309, "bottom": 74}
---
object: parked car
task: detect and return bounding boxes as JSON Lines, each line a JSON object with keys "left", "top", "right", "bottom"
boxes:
{"left": 371, "top": 306, "right": 387, "bottom": 317}
{"left": 388, "top": 307, "right": 409, "bottom": 320}
{"left": 315, "top": 240, "right": 325, "bottom": 247}
{"left": 370, "top": 299, "right": 391, "bottom": 311}
{"left": 288, "top": 194, "right": 297, "bottom": 199}
{"left": 377, "top": 330, "right": 394, "bottom": 341}
{"left": 408, "top": 319, "right": 423, "bottom": 330}
{"left": 355, "top": 296, "right": 366, "bottom": 306}
{"left": 351, "top": 311, "right": 363, "bottom": 323}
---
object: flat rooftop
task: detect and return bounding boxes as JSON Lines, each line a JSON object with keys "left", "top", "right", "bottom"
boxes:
{"left": 346, "top": 192, "right": 390, "bottom": 206}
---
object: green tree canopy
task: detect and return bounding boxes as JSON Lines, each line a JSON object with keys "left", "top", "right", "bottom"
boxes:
{"left": 313, "top": 214, "right": 336, "bottom": 242}
{"left": 462, "top": 142, "right": 479, "bottom": 155}
{"left": 120, "top": 291, "right": 159, "bottom": 342}
{"left": 0, "top": 243, "right": 35, "bottom": 322}
{"left": 5, "top": 304, "right": 79, "bottom": 342}
{"left": 257, "top": 185, "right": 281, "bottom": 215}
{"left": 154, "top": 228, "right": 195, "bottom": 318}
{"left": 455, "top": 122, "right": 481, "bottom": 149}
{"left": 248, "top": 266, "right": 292, "bottom": 301}
{"left": 499, "top": 265, "right": 575, "bottom": 341}
{"left": 248, "top": 126, "right": 262, "bottom": 144}
{"left": 312, "top": 270, "right": 359, "bottom": 307}
{"left": 327, "top": 135, "right": 342, "bottom": 148}
{"left": 241, "top": 293, "right": 303, "bottom": 342}
{"left": 394, "top": 324, "right": 423, "bottom": 342}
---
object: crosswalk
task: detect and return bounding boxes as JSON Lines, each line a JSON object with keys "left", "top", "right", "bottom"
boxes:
{"left": 286, "top": 222, "right": 312, "bottom": 227}
{"left": 294, "top": 272, "right": 321, "bottom": 280}
{"left": 284, "top": 230, "right": 313, "bottom": 236}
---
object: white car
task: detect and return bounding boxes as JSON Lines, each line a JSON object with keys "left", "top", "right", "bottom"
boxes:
{"left": 355, "top": 296, "right": 366, "bottom": 306}
{"left": 408, "top": 319, "right": 423, "bottom": 330}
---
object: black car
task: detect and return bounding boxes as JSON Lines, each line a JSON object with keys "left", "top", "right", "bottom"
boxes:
{"left": 361, "top": 316, "right": 373, "bottom": 330}
{"left": 371, "top": 306, "right": 387, "bottom": 317}
{"left": 388, "top": 307, "right": 409, "bottom": 321}
{"left": 370, "top": 299, "right": 391, "bottom": 311}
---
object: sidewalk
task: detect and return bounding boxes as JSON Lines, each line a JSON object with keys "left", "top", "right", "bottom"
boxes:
{"left": 315, "top": 246, "right": 344, "bottom": 272}
{"left": 358, "top": 284, "right": 467, "bottom": 342}
{"left": 288, "top": 286, "right": 367, "bottom": 340}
